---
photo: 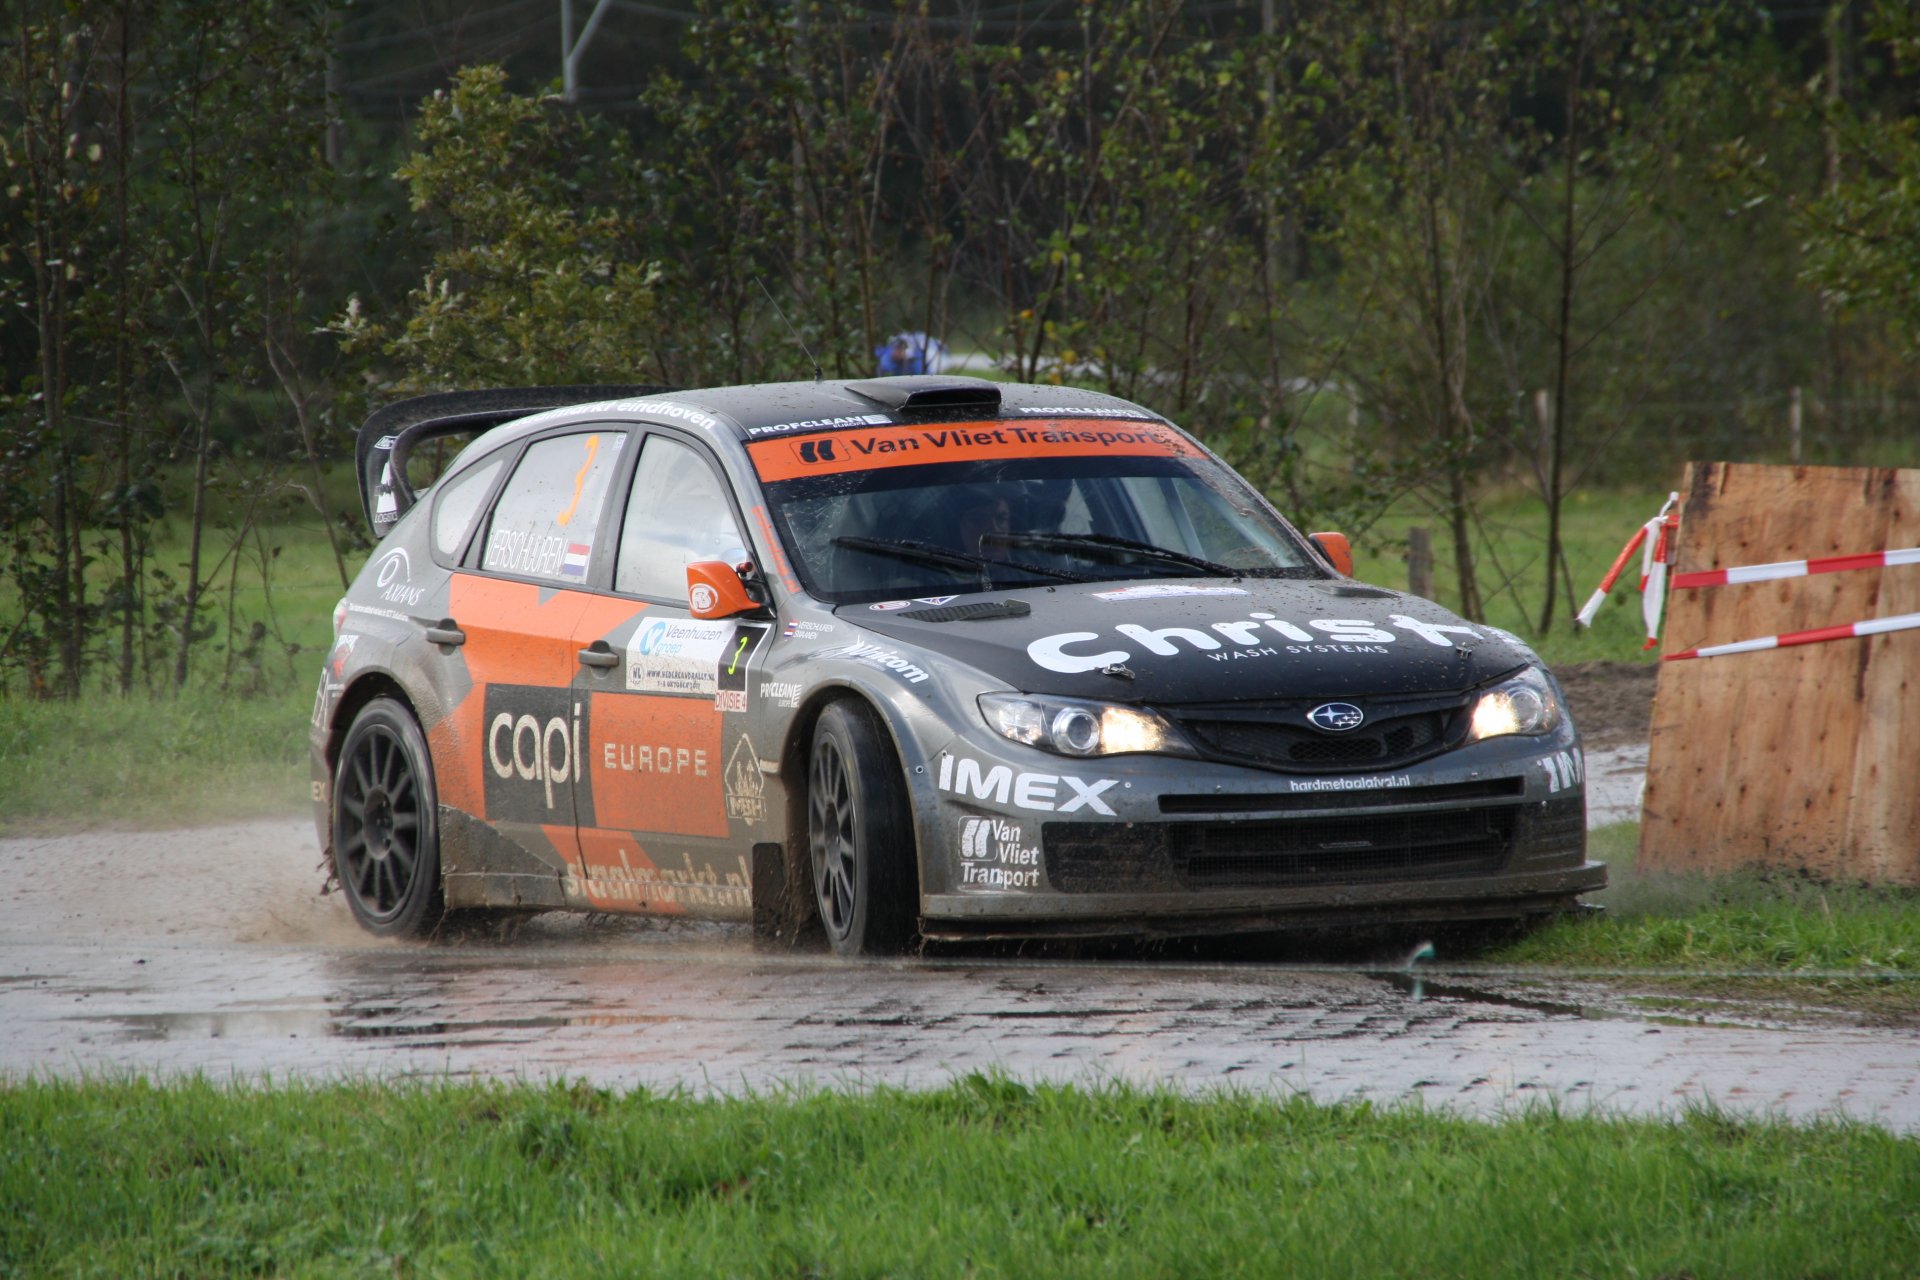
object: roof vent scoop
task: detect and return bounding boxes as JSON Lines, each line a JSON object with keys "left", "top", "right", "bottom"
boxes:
{"left": 844, "top": 375, "right": 1002, "bottom": 414}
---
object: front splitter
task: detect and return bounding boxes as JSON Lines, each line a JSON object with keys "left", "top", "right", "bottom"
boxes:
{"left": 918, "top": 860, "right": 1606, "bottom": 940}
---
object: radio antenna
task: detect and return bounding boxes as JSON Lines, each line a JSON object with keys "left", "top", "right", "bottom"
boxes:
{"left": 754, "top": 276, "right": 822, "bottom": 382}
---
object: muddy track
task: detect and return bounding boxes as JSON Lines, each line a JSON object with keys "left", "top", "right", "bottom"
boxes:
{"left": 3, "top": 810, "right": 1916, "bottom": 1129}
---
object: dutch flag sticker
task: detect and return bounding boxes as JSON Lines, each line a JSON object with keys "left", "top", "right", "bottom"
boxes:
{"left": 562, "top": 543, "right": 592, "bottom": 577}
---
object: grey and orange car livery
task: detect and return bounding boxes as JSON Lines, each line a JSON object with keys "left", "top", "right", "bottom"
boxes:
{"left": 312, "top": 375, "right": 1602, "bottom": 953}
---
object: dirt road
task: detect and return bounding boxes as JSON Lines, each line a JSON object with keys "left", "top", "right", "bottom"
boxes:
{"left": 4, "top": 791, "right": 1917, "bottom": 1130}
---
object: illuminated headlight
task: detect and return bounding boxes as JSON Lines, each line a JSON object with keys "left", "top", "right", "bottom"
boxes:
{"left": 978, "top": 693, "right": 1197, "bottom": 759}
{"left": 1466, "top": 667, "right": 1564, "bottom": 742}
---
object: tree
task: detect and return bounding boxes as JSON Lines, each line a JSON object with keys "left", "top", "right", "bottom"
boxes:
{"left": 637, "top": 2, "right": 902, "bottom": 386}
{"left": 1312, "top": 0, "right": 1515, "bottom": 621}
{"left": 1492, "top": 2, "right": 1748, "bottom": 632}
{"left": 335, "top": 64, "right": 661, "bottom": 391}
{"left": 144, "top": 0, "right": 335, "bottom": 688}
{"left": 0, "top": 3, "right": 106, "bottom": 697}
{"left": 1795, "top": 4, "right": 1920, "bottom": 355}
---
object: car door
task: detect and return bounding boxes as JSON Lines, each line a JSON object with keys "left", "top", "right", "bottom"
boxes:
{"left": 443, "top": 427, "right": 632, "bottom": 885}
{"left": 570, "top": 431, "right": 771, "bottom": 918}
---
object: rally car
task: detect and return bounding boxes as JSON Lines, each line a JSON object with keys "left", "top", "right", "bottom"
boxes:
{"left": 311, "top": 375, "right": 1602, "bottom": 953}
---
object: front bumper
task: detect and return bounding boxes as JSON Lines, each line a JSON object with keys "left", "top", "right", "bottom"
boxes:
{"left": 910, "top": 724, "right": 1601, "bottom": 939}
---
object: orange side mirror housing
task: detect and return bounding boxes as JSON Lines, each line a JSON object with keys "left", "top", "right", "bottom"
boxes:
{"left": 1308, "top": 531, "right": 1353, "bottom": 578}
{"left": 687, "top": 560, "right": 764, "bottom": 620}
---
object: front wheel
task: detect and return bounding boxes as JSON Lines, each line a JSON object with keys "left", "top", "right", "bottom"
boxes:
{"left": 332, "top": 697, "right": 443, "bottom": 938}
{"left": 808, "top": 700, "right": 917, "bottom": 955}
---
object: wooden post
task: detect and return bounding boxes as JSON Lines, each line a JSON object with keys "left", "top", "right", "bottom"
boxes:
{"left": 1406, "top": 526, "right": 1433, "bottom": 600}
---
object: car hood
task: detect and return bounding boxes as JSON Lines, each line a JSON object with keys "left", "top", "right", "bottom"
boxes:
{"left": 843, "top": 578, "right": 1532, "bottom": 705}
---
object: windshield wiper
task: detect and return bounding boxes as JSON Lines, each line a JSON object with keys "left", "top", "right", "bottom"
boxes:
{"left": 984, "top": 531, "right": 1240, "bottom": 578}
{"left": 831, "top": 536, "right": 1083, "bottom": 582}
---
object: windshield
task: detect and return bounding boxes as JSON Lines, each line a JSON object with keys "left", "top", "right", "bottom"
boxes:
{"left": 750, "top": 419, "right": 1319, "bottom": 605}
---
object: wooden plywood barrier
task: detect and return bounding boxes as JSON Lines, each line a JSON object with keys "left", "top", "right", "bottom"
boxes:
{"left": 1640, "top": 461, "right": 1920, "bottom": 885}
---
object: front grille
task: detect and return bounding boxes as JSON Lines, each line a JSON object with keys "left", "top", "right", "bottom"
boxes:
{"left": 1044, "top": 806, "right": 1516, "bottom": 893}
{"left": 1168, "top": 809, "right": 1512, "bottom": 887}
{"left": 1172, "top": 703, "right": 1466, "bottom": 773}
{"left": 1043, "top": 825, "right": 1181, "bottom": 894}
{"left": 1512, "top": 794, "right": 1586, "bottom": 865}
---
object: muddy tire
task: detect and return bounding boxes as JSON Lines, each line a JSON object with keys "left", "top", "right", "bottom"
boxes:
{"left": 808, "top": 700, "right": 917, "bottom": 956}
{"left": 332, "top": 697, "right": 443, "bottom": 938}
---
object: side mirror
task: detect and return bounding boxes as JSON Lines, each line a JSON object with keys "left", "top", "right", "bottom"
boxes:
{"left": 687, "top": 560, "right": 765, "bottom": 620}
{"left": 1308, "top": 531, "right": 1353, "bottom": 578}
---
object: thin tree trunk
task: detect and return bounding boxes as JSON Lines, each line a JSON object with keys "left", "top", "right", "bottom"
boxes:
{"left": 1538, "top": 19, "right": 1585, "bottom": 635}
{"left": 267, "top": 338, "right": 351, "bottom": 589}
{"left": 174, "top": 392, "right": 212, "bottom": 690}
{"left": 113, "top": 0, "right": 136, "bottom": 693}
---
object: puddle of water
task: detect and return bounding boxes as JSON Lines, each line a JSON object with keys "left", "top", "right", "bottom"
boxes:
{"left": 100, "top": 1006, "right": 677, "bottom": 1045}
{"left": 107, "top": 1010, "right": 337, "bottom": 1043}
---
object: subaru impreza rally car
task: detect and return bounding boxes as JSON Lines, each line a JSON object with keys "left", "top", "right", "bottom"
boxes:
{"left": 311, "top": 375, "right": 1602, "bottom": 954}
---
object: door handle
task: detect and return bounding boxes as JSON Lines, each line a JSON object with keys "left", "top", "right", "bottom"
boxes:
{"left": 424, "top": 619, "right": 465, "bottom": 647}
{"left": 578, "top": 641, "right": 620, "bottom": 669}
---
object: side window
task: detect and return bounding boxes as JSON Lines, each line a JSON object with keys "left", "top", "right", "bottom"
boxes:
{"left": 430, "top": 453, "right": 506, "bottom": 561}
{"left": 479, "top": 430, "right": 627, "bottom": 581}
{"left": 615, "top": 436, "right": 748, "bottom": 601}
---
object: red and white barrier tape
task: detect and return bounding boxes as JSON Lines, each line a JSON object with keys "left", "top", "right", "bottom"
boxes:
{"left": 1673, "top": 545, "right": 1920, "bottom": 589}
{"left": 1575, "top": 493, "right": 1680, "bottom": 650}
{"left": 1664, "top": 611, "right": 1920, "bottom": 661}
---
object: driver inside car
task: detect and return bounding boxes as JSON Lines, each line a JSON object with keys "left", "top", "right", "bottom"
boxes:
{"left": 957, "top": 493, "right": 1013, "bottom": 561}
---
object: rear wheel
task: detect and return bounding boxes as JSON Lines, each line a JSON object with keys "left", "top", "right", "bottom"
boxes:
{"left": 332, "top": 697, "right": 443, "bottom": 938}
{"left": 808, "top": 700, "right": 917, "bottom": 955}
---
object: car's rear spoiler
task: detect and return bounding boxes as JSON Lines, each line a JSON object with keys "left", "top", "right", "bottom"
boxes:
{"left": 354, "top": 385, "right": 673, "bottom": 538}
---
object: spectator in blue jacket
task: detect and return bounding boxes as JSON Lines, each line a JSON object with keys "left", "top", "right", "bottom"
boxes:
{"left": 876, "top": 331, "right": 948, "bottom": 375}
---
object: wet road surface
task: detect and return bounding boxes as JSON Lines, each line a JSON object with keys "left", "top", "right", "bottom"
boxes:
{"left": 5, "top": 751, "right": 1917, "bottom": 1130}
{"left": 7, "top": 936, "right": 1919, "bottom": 1128}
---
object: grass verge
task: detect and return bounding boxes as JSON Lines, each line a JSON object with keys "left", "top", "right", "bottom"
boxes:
{"left": 3, "top": 1076, "right": 1916, "bottom": 1278}
{"left": 0, "top": 684, "right": 312, "bottom": 833}
{"left": 1497, "top": 823, "right": 1920, "bottom": 975}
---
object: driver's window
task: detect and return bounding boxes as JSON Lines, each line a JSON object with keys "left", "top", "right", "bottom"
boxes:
{"left": 615, "top": 436, "right": 748, "bottom": 601}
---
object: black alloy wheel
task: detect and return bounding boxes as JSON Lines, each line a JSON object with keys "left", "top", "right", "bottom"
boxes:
{"left": 332, "top": 697, "right": 443, "bottom": 937}
{"left": 808, "top": 699, "right": 917, "bottom": 955}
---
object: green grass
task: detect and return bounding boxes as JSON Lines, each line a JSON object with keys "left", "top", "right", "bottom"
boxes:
{"left": 0, "top": 496, "right": 347, "bottom": 832}
{"left": 2, "top": 1076, "right": 1915, "bottom": 1278}
{"left": 1494, "top": 822, "right": 1920, "bottom": 976}
{"left": 0, "top": 683, "right": 315, "bottom": 832}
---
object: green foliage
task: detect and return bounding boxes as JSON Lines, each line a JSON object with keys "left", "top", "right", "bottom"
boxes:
{"left": 1792, "top": 4, "right": 1920, "bottom": 354}
{"left": 3, "top": 1078, "right": 1917, "bottom": 1276}
{"left": 0, "top": 0, "right": 345, "bottom": 697}
{"left": 631, "top": 1, "right": 906, "bottom": 385}
{"left": 332, "top": 65, "right": 661, "bottom": 391}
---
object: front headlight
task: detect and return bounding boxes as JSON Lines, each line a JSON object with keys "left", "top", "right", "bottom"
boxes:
{"left": 1465, "top": 667, "right": 1564, "bottom": 743}
{"left": 978, "top": 692, "right": 1198, "bottom": 759}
